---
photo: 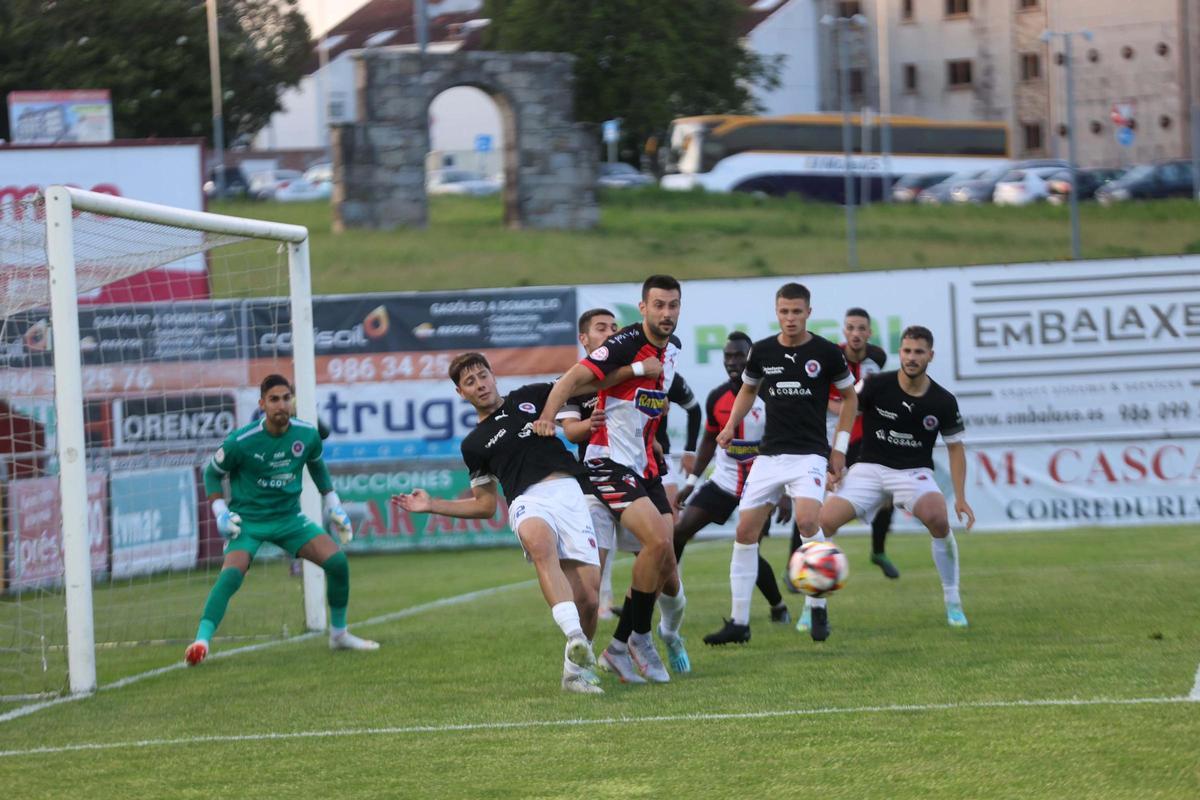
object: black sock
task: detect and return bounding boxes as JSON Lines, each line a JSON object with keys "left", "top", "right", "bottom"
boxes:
{"left": 629, "top": 588, "right": 657, "bottom": 635}
{"left": 871, "top": 505, "right": 894, "bottom": 556}
{"left": 756, "top": 555, "right": 783, "bottom": 607}
{"left": 673, "top": 536, "right": 687, "bottom": 564}
{"left": 612, "top": 591, "right": 635, "bottom": 643}
{"left": 789, "top": 522, "right": 803, "bottom": 558}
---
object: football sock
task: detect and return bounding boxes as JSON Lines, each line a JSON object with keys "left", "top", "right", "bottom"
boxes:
{"left": 629, "top": 589, "right": 657, "bottom": 635}
{"left": 789, "top": 524, "right": 803, "bottom": 557}
{"left": 730, "top": 541, "right": 759, "bottom": 625}
{"left": 599, "top": 553, "right": 615, "bottom": 606}
{"left": 195, "top": 567, "right": 244, "bottom": 642}
{"left": 871, "top": 505, "right": 894, "bottom": 555}
{"left": 323, "top": 551, "right": 350, "bottom": 629}
{"left": 612, "top": 592, "right": 635, "bottom": 643}
{"left": 551, "top": 601, "right": 585, "bottom": 640}
{"left": 931, "top": 532, "right": 961, "bottom": 604}
{"left": 657, "top": 583, "right": 687, "bottom": 638}
{"left": 755, "top": 555, "right": 783, "bottom": 607}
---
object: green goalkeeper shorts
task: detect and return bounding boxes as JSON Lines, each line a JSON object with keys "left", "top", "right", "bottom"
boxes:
{"left": 225, "top": 513, "right": 326, "bottom": 558}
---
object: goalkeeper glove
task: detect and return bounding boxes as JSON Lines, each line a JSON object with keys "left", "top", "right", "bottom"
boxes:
{"left": 324, "top": 491, "right": 353, "bottom": 544}
{"left": 211, "top": 499, "right": 241, "bottom": 539}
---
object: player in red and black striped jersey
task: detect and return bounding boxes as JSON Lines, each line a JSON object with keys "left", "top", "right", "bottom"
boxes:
{"left": 538, "top": 275, "right": 686, "bottom": 683}
{"left": 673, "top": 331, "right": 793, "bottom": 624}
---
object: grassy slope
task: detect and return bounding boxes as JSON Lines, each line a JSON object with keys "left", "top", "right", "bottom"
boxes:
{"left": 2, "top": 526, "right": 1198, "bottom": 798}
{"left": 207, "top": 192, "right": 1200, "bottom": 297}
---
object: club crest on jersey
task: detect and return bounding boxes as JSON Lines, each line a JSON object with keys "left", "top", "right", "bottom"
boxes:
{"left": 923, "top": 415, "right": 938, "bottom": 431}
{"left": 518, "top": 402, "right": 537, "bottom": 414}
{"left": 291, "top": 441, "right": 304, "bottom": 457}
{"left": 727, "top": 439, "right": 761, "bottom": 462}
{"left": 215, "top": 447, "right": 225, "bottom": 465}
{"left": 590, "top": 346, "right": 610, "bottom": 362}
{"left": 622, "top": 474, "right": 638, "bottom": 487}
{"left": 634, "top": 387, "right": 668, "bottom": 417}
{"left": 805, "top": 359, "right": 821, "bottom": 378}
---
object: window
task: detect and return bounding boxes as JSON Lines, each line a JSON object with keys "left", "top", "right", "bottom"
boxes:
{"left": 1022, "top": 122, "right": 1043, "bottom": 151}
{"left": 328, "top": 92, "right": 347, "bottom": 121}
{"left": 947, "top": 59, "right": 973, "bottom": 87}
{"left": 1018, "top": 0, "right": 1038, "bottom": 8}
{"left": 904, "top": 63, "right": 919, "bottom": 92}
{"left": 945, "top": 0, "right": 969, "bottom": 17}
{"left": 1020, "top": 52, "right": 1040, "bottom": 80}
{"left": 902, "top": 0, "right": 915, "bottom": 20}
{"left": 838, "top": 1, "right": 862, "bottom": 16}
{"left": 849, "top": 68, "right": 865, "bottom": 97}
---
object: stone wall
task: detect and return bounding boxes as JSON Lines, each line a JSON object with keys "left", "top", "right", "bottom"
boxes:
{"left": 333, "top": 51, "right": 598, "bottom": 231}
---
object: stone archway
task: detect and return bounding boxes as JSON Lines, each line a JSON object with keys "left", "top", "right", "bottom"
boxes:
{"left": 333, "top": 51, "right": 599, "bottom": 231}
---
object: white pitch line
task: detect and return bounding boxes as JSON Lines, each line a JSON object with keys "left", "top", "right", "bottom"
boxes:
{"left": 0, "top": 578, "right": 535, "bottom": 726}
{"left": 0, "top": 695, "right": 1194, "bottom": 760}
{"left": 1191, "top": 660, "right": 1200, "bottom": 701}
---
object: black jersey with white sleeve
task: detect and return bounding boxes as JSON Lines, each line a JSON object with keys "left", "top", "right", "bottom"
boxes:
{"left": 857, "top": 371, "right": 966, "bottom": 470}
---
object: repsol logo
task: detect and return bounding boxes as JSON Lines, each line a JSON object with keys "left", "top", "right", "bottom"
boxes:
{"left": 635, "top": 388, "right": 667, "bottom": 417}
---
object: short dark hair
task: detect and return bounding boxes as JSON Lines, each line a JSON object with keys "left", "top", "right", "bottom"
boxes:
{"left": 642, "top": 274, "right": 681, "bottom": 301}
{"left": 260, "top": 374, "right": 292, "bottom": 396}
{"left": 775, "top": 282, "right": 811, "bottom": 303}
{"left": 727, "top": 330, "right": 753, "bottom": 347}
{"left": 448, "top": 352, "right": 491, "bottom": 386}
{"left": 901, "top": 325, "right": 934, "bottom": 348}
{"left": 845, "top": 307, "right": 871, "bottom": 322}
{"left": 578, "top": 307, "right": 615, "bottom": 335}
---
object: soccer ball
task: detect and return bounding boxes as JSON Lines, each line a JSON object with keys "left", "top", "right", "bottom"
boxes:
{"left": 787, "top": 541, "right": 849, "bottom": 598}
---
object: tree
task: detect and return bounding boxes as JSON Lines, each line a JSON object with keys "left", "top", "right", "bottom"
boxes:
{"left": 0, "top": 0, "right": 310, "bottom": 144}
{"left": 483, "top": 0, "right": 781, "bottom": 162}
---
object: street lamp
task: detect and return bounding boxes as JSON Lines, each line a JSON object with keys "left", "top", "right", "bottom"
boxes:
{"left": 1042, "top": 28, "right": 1093, "bottom": 260}
{"left": 822, "top": 13, "right": 868, "bottom": 269}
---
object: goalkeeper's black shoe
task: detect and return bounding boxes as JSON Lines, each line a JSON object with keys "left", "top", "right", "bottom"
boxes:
{"left": 809, "top": 607, "right": 831, "bottom": 642}
{"left": 703, "top": 618, "right": 750, "bottom": 646}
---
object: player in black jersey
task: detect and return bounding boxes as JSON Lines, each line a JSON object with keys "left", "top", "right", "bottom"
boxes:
{"left": 704, "top": 283, "right": 858, "bottom": 646}
{"left": 393, "top": 353, "right": 606, "bottom": 695}
{"left": 656, "top": 369, "right": 702, "bottom": 512}
{"left": 819, "top": 326, "right": 976, "bottom": 628}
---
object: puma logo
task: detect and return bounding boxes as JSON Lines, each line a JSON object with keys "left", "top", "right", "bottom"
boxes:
{"left": 495, "top": 412, "right": 508, "bottom": 420}
{"left": 783, "top": 353, "right": 797, "bottom": 364}
{"left": 252, "top": 453, "right": 265, "bottom": 461}
{"left": 901, "top": 401, "right": 915, "bottom": 412}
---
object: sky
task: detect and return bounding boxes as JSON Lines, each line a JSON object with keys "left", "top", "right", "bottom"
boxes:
{"left": 298, "top": 0, "right": 487, "bottom": 37}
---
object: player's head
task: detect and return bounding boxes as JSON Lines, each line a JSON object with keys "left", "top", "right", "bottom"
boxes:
{"left": 449, "top": 352, "right": 498, "bottom": 409}
{"left": 775, "top": 282, "right": 812, "bottom": 338}
{"left": 259, "top": 374, "right": 293, "bottom": 426}
{"left": 724, "top": 331, "right": 753, "bottom": 381}
{"left": 899, "top": 325, "right": 934, "bottom": 378}
{"left": 577, "top": 308, "right": 618, "bottom": 354}
{"left": 639, "top": 274, "right": 681, "bottom": 342}
{"left": 843, "top": 307, "right": 872, "bottom": 355}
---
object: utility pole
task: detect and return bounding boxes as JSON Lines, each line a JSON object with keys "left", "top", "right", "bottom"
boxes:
{"left": 206, "top": 0, "right": 225, "bottom": 196}
{"left": 823, "top": 13, "right": 868, "bottom": 269}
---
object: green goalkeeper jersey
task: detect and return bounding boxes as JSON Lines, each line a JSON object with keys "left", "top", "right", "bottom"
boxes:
{"left": 203, "top": 417, "right": 333, "bottom": 523}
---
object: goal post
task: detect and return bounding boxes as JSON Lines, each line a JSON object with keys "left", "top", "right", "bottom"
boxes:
{"left": 32, "top": 186, "right": 325, "bottom": 696}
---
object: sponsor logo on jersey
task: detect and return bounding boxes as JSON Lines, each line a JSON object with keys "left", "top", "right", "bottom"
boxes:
{"left": 878, "top": 429, "right": 923, "bottom": 447}
{"left": 590, "top": 346, "right": 610, "bottom": 362}
{"left": 805, "top": 359, "right": 821, "bottom": 377}
{"left": 762, "top": 366, "right": 785, "bottom": 375}
{"left": 877, "top": 407, "right": 898, "bottom": 420}
{"left": 486, "top": 428, "right": 507, "bottom": 448}
{"left": 252, "top": 452, "right": 265, "bottom": 461}
{"left": 770, "top": 381, "right": 813, "bottom": 397}
{"left": 518, "top": 402, "right": 537, "bottom": 414}
{"left": 901, "top": 400, "right": 916, "bottom": 412}
{"left": 923, "top": 414, "right": 939, "bottom": 431}
{"left": 512, "top": 504, "right": 525, "bottom": 517}
{"left": 727, "top": 439, "right": 761, "bottom": 462}
{"left": 291, "top": 441, "right": 304, "bottom": 457}
{"left": 784, "top": 353, "right": 798, "bottom": 364}
{"left": 634, "top": 387, "right": 668, "bottom": 417}
{"left": 517, "top": 422, "right": 534, "bottom": 438}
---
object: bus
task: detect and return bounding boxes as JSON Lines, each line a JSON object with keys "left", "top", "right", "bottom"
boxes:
{"left": 659, "top": 113, "right": 1010, "bottom": 202}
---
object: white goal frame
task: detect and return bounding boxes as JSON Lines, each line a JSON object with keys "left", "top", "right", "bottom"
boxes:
{"left": 44, "top": 185, "right": 326, "bottom": 695}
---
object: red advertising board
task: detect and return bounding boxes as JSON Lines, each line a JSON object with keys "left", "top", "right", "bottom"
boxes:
{"left": 4, "top": 473, "right": 108, "bottom": 593}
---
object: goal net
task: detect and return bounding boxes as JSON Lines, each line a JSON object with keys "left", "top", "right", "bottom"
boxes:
{"left": 0, "top": 187, "right": 323, "bottom": 700}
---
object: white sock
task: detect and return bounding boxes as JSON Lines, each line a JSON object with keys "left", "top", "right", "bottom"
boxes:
{"left": 657, "top": 582, "right": 687, "bottom": 639}
{"left": 800, "top": 529, "right": 827, "bottom": 610}
{"left": 330, "top": 625, "right": 347, "bottom": 638}
{"left": 730, "top": 542, "right": 759, "bottom": 625}
{"left": 551, "top": 601, "right": 584, "bottom": 640}
{"left": 599, "top": 552, "right": 614, "bottom": 607}
{"left": 931, "top": 532, "right": 961, "bottom": 605}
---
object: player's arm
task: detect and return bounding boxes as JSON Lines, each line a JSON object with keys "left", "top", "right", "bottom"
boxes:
{"left": 556, "top": 409, "right": 594, "bottom": 444}
{"left": 203, "top": 439, "right": 242, "bottom": 538}
{"left": 715, "top": 382, "right": 761, "bottom": 448}
{"left": 942, "top": 404, "right": 974, "bottom": 530}
{"left": 669, "top": 374, "right": 702, "bottom": 474}
{"left": 535, "top": 363, "right": 601, "bottom": 435}
{"left": 303, "top": 432, "right": 354, "bottom": 543}
{"left": 393, "top": 481, "right": 499, "bottom": 520}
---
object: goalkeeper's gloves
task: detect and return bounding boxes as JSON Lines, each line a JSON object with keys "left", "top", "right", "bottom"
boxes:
{"left": 211, "top": 499, "right": 242, "bottom": 539}
{"left": 324, "top": 491, "right": 353, "bottom": 544}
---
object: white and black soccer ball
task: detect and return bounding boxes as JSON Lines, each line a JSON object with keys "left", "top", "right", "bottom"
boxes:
{"left": 787, "top": 541, "right": 849, "bottom": 598}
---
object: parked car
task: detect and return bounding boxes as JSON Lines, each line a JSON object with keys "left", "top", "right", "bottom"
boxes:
{"left": 890, "top": 172, "right": 953, "bottom": 203}
{"left": 247, "top": 169, "right": 304, "bottom": 200}
{"left": 950, "top": 160, "right": 1067, "bottom": 204}
{"left": 1096, "top": 161, "right": 1196, "bottom": 204}
{"left": 202, "top": 166, "right": 248, "bottom": 199}
{"left": 597, "top": 162, "right": 655, "bottom": 189}
{"left": 1045, "top": 167, "right": 1125, "bottom": 205}
{"left": 992, "top": 167, "right": 1062, "bottom": 206}
{"left": 426, "top": 169, "right": 502, "bottom": 196}
{"left": 918, "top": 170, "right": 987, "bottom": 205}
{"left": 274, "top": 177, "right": 332, "bottom": 203}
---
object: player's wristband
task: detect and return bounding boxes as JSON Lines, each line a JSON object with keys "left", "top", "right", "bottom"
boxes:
{"left": 631, "top": 361, "right": 646, "bottom": 377}
{"left": 685, "top": 473, "right": 699, "bottom": 487}
{"left": 833, "top": 430, "right": 851, "bottom": 454}
{"left": 211, "top": 498, "right": 230, "bottom": 517}
{"left": 324, "top": 491, "right": 342, "bottom": 509}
